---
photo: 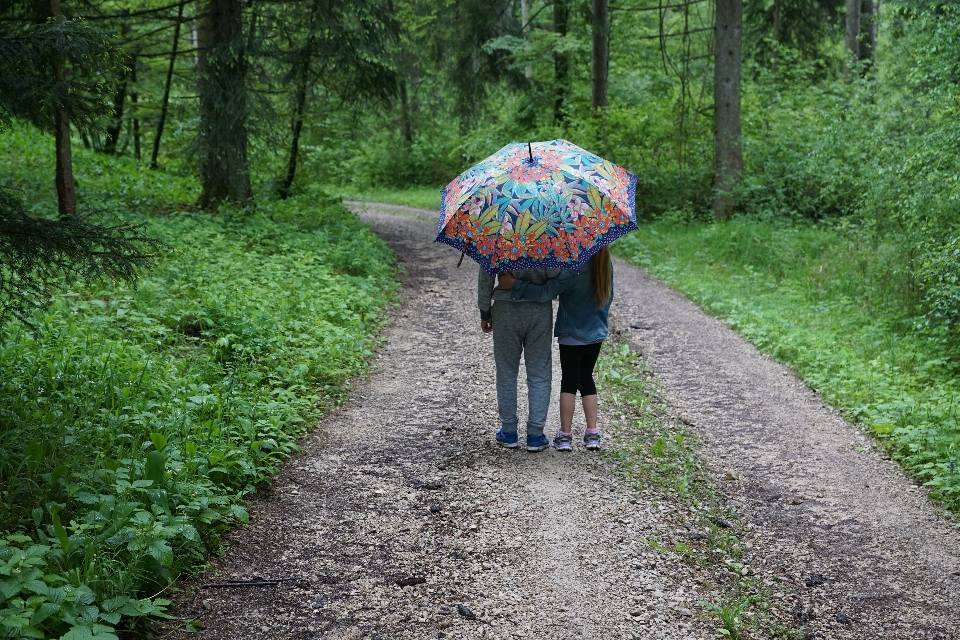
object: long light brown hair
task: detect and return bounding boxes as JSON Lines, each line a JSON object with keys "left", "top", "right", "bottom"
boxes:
{"left": 591, "top": 246, "right": 613, "bottom": 308}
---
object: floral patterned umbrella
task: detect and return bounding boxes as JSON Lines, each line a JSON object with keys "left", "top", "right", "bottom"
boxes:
{"left": 436, "top": 139, "right": 638, "bottom": 274}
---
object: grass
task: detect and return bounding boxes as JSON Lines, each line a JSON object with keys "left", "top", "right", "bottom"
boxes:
{"left": 333, "top": 185, "right": 441, "bottom": 211}
{"left": 612, "top": 218, "right": 960, "bottom": 515}
{"left": 0, "top": 126, "right": 397, "bottom": 638}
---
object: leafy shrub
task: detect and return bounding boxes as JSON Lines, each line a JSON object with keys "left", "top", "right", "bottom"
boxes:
{"left": 0, "top": 128, "right": 396, "bottom": 638}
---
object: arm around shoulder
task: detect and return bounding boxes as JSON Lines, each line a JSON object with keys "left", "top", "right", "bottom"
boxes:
{"left": 511, "top": 269, "right": 578, "bottom": 302}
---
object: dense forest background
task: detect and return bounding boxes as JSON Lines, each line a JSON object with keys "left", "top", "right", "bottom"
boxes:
{"left": 4, "top": 0, "right": 960, "bottom": 637}
{"left": 9, "top": 0, "right": 960, "bottom": 332}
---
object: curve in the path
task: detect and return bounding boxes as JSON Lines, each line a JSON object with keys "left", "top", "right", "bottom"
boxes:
{"left": 166, "top": 203, "right": 716, "bottom": 640}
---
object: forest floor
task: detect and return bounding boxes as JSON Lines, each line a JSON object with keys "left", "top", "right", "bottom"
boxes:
{"left": 166, "top": 203, "right": 960, "bottom": 640}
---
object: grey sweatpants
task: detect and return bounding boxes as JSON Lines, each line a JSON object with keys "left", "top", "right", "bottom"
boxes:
{"left": 491, "top": 300, "right": 554, "bottom": 437}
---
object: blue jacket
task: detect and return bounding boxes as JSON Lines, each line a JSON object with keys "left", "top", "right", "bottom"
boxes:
{"left": 510, "top": 257, "right": 612, "bottom": 343}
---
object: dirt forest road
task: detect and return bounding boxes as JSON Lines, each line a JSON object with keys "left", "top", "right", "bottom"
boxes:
{"left": 169, "top": 203, "right": 960, "bottom": 640}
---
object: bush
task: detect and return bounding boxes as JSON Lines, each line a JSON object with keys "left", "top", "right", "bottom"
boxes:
{"left": 0, "top": 129, "right": 396, "bottom": 638}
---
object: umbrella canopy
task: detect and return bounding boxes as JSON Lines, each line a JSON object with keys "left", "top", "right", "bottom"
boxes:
{"left": 436, "top": 139, "right": 638, "bottom": 274}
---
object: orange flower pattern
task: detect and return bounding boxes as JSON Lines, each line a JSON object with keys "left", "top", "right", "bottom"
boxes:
{"left": 436, "top": 139, "right": 637, "bottom": 274}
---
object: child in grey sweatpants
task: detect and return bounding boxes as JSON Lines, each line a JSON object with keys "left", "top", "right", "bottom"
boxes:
{"left": 478, "top": 266, "right": 560, "bottom": 451}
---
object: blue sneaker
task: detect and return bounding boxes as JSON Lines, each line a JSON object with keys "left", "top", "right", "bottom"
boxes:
{"left": 495, "top": 429, "right": 519, "bottom": 448}
{"left": 526, "top": 433, "right": 550, "bottom": 452}
{"left": 552, "top": 431, "right": 573, "bottom": 452}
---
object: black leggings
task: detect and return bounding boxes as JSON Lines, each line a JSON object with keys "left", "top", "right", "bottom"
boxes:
{"left": 558, "top": 342, "right": 603, "bottom": 397}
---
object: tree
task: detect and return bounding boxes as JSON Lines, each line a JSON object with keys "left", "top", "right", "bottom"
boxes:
{"left": 1, "top": 1, "right": 116, "bottom": 215}
{"left": 554, "top": 0, "right": 569, "bottom": 124}
{"left": 713, "top": 0, "right": 743, "bottom": 219}
{"left": 860, "top": 0, "right": 879, "bottom": 67}
{"left": 845, "top": 0, "right": 860, "bottom": 75}
{"left": 744, "top": 0, "right": 846, "bottom": 68}
{"left": 197, "top": 0, "right": 252, "bottom": 208}
{"left": 0, "top": 9, "right": 158, "bottom": 324}
{"left": 277, "top": 0, "right": 398, "bottom": 199}
{"left": 151, "top": 2, "right": 185, "bottom": 169}
{"left": 591, "top": 0, "right": 609, "bottom": 111}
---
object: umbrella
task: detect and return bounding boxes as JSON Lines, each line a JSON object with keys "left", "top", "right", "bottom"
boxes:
{"left": 436, "top": 139, "right": 638, "bottom": 274}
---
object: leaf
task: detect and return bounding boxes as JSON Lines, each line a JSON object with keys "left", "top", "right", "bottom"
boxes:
{"left": 26, "top": 442, "right": 44, "bottom": 473}
{"left": 515, "top": 212, "right": 534, "bottom": 236}
{"left": 49, "top": 510, "right": 70, "bottom": 556}
{"left": 58, "top": 623, "right": 119, "bottom": 640}
{"left": 480, "top": 221, "right": 501, "bottom": 236}
{"left": 149, "top": 432, "right": 167, "bottom": 453}
{"left": 478, "top": 205, "right": 498, "bottom": 226}
{"left": 144, "top": 451, "right": 165, "bottom": 485}
{"left": 587, "top": 184, "right": 602, "bottom": 211}
{"left": 527, "top": 220, "right": 550, "bottom": 240}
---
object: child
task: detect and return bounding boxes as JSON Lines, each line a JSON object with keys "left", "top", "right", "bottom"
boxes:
{"left": 478, "top": 266, "right": 560, "bottom": 451}
{"left": 496, "top": 246, "right": 613, "bottom": 451}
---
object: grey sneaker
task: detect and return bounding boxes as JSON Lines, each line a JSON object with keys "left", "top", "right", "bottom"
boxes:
{"left": 552, "top": 431, "right": 573, "bottom": 452}
{"left": 583, "top": 431, "right": 601, "bottom": 451}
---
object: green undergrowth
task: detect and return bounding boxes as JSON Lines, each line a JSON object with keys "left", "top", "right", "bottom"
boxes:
{"left": 332, "top": 185, "right": 440, "bottom": 211}
{"left": 613, "top": 219, "right": 960, "bottom": 517}
{"left": 0, "top": 128, "right": 397, "bottom": 638}
{"left": 597, "top": 342, "right": 803, "bottom": 639}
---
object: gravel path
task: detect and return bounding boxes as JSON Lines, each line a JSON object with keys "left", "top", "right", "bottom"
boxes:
{"left": 167, "top": 204, "right": 716, "bottom": 640}
{"left": 167, "top": 203, "right": 960, "bottom": 640}
{"left": 613, "top": 257, "right": 960, "bottom": 638}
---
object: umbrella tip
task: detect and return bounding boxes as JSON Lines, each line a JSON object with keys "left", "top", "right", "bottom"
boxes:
{"left": 527, "top": 142, "right": 533, "bottom": 163}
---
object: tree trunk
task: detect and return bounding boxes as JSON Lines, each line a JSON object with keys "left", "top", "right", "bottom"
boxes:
{"left": 278, "top": 61, "right": 309, "bottom": 200}
{"left": 591, "top": 0, "right": 608, "bottom": 111}
{"left": 398, "top": 76, "right": 413, "bottom": 144}
{"left": 103, "top": 62, "right": 128, "bottom": 155}
{"left": 553, "top": 0, "right": 569, "bottom": 124}
{"left": 521, "top": 0, "right": 532, "bottom": 80}
{"left": 197, "top": 0, "right": 252, "bottom": 208}
{"left": 50, "top": 0, "right": 76, "bottom": 215}
{"left": 770, "top": 0, "right": 781, "bottom": 74}
{"left": 130, "top": 57, "right": 140, "bottom": 161}
{"left": 860, "top": 0, "right": 878, "bottom": 66}
{"left": 713, "top": 0, "right": 742, "bottom": 220}
{"left": 151, "top": 2, "right": 183, "bottom": 169}
{"left": 844, "top": 0, "right": 860, "bottom": 77}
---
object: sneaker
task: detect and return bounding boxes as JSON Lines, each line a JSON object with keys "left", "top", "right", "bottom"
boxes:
{"left": 526, "top": 434, "right": 550, "bottom": 452}
{"left": 583, "top": 431, "right": 602, "bottom": 451}
{"left": 495, "top": 429, "right": 519, "bottom": 448}
{"left": 552, "top": 431, "right": 573, "bottom": 452}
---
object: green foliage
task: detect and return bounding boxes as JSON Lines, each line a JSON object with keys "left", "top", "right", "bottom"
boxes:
{"left": 597, "top": 344, "right": 708, "bottom": 499}
{"left": 0, "top": 188, "right": 161, "bottom": 326}
{"left": 699, "top": 597, "right": 754, "bottom": 639}
{"left": 338, "top": 186, "right": 440, "bottom": 211}
{"left": 614, "top": 218, "right": 960, "bottom": 513}
{"left": 0, "top": 9, "right": 117, "bottom": 134}
{"left": 0, "top": 127, "right": 396, "bottom": 638}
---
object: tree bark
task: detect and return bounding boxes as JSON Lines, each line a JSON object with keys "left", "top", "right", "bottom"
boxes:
{"left": 151, "top": 2, "right": 183, "bottom": 169}
{"left": 103, "top": 62, "right": 128, "bottom": 155}
{"left": 844, "top": 0, "right": 860, "bottom": 77}
{"left": 713, "top": 0, "right": 742, "bottom": 220}
{"left": 130, "top": 56, "right": 140, "bottom": 161}
{"left": 50, "top": 0, "right": 76, "bottom": 215}
{"left": 278, "top": 61, "right": 309, "bottom": 200}
{"left": 553, "top": 0, "right": 569, "bottom": 124}
{"left": 398, "top": 76, "right": 413, "bottom": 144}
{"left": 591, "top": 0, "right": 608, "bottom": 111}
{"left": 197, "top": 0, "right": 252, "bottom": 208}
{"left": 521, "top": 0, "right": 532, "bottom": 80}
{"left": 860, "top": 0, "right": 878, "bottom": 66}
